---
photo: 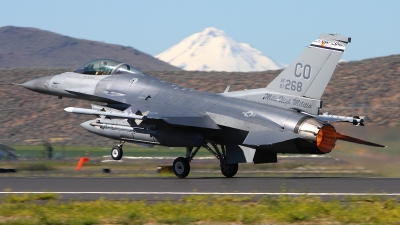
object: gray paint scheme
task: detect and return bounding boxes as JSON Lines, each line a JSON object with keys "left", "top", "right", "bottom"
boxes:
{"left": 20, "top": 33, "right": 383, "bottom": 177}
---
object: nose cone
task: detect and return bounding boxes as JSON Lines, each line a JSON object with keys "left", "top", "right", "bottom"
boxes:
{"left": 22, "top": 75, "right": 53, "bottom": 93}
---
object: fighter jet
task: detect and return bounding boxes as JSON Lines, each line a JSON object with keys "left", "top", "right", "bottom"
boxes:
{"left": 20, "top": 33, "right": 384, "bottom": 178}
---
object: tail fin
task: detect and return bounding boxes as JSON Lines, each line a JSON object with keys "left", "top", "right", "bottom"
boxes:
{"left": 267, "top": 33, "right": 351, "bottom": 99}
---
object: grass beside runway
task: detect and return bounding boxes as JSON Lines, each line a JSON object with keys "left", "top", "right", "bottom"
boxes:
{"left": 0, "top": 194, "right": 399, "bottom": 224}
{"left": 11, "top": 145, "right": 207, "bottom": 158}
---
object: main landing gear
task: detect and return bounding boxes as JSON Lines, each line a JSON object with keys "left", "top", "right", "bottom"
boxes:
{"left": 111, "top": 141, "right": 124, "bottom": 160}
{"left": 172, "top": 143, "right": 239, "bottom": 178}
{"left": 173, "top": 157, "right": 191, "bottom": 178}
{"left": 172, "top": 146, "right": 200, "bottom": 178}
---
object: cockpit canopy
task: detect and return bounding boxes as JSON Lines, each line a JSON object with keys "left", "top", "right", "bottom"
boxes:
{"left": 74, "top": 59, "right": 143, "bottom": 76}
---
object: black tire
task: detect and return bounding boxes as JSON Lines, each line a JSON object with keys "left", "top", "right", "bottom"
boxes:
{"left": 173, "top": 157, "right": 190, "bottom": 178}
{"left": 111, "top": 146, "right": 123, "bottom": 160}
{"left": 221, "top": 163, "right": 238, "bottom": 178}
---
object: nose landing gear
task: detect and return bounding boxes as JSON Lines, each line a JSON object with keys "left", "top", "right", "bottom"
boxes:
{"left": 111, "top": 141, "right": 124, "bottom": 160}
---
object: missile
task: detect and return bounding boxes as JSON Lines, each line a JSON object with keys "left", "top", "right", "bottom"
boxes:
{"left": 89, "top": 122, "right": 156, "bottom": 135}
{"left": 302, "top": 112, "right": 365, "bottom": 126}
{"left": 64, "top": 107, "right": 146, "bottom": 120}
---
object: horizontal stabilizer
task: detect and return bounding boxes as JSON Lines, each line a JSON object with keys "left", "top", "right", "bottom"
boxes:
{"left": 243, "top": 129, "right": 299, "bottom": 146}
{"left": 336, "top": 133, "right": 385, "bottom": 148}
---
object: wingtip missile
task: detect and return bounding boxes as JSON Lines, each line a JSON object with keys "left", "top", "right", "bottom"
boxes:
{"left": 64, "top": 107, "right": 74, "bottom": 113}
{"left": 305, "top": 112, "right": 366, "bottom": 126}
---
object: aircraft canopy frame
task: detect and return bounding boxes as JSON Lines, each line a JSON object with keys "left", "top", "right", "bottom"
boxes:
{"left": 74, "top": 59, "right": 143, "bottom": 76}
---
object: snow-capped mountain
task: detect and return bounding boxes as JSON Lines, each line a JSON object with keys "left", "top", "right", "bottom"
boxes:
{"left": 155, "top": 27, "right": 284, "bottom": 72}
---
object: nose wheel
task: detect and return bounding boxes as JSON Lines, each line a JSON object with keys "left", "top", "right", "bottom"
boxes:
{"left": 111, "top": 141, "right": 124, "bottom": 160}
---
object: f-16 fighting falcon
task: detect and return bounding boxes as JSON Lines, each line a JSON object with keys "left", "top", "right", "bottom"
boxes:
{"left": 20, "top": 33, "right": 384, "bottom": 178}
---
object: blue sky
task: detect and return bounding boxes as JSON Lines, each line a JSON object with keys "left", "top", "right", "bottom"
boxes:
{"left": 1, "top": 0, "right": 399, "bottom": 64}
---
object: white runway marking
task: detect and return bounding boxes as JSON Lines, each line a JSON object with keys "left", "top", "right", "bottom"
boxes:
{"left": 1, "top": 192, "right": 400, "bottom": 196}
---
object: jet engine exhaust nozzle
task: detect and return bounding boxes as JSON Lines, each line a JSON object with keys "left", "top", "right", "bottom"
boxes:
{"left": 316, "top": 124, "right": 337, "bottom": 153}
{"left": 297, "top": 118, "right": 337, "bottom": 153}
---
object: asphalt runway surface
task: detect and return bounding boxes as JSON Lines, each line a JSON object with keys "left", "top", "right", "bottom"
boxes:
{"left": 1, "top": 177, "right": 400, "bottom": 200}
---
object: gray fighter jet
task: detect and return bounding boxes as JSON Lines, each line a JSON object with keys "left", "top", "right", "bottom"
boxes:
{"left": 21, "top": 33, "right": 384, "bottom": 178}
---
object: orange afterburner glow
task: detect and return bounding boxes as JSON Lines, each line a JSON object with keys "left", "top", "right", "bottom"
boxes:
{"left": 316, "top": 124, "right": 337, "bottom": 153}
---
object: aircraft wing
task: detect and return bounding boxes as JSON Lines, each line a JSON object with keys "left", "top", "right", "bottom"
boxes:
{"left": 139, "top": 103, "right": 221, "bottom": 130}
{"left": 66, "top": 101, "right": 221, "bottom": 130}
{"left": 62, "top": 88, "right": 221, "bottom": 130}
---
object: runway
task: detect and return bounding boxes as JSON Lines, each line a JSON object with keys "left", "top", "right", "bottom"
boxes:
{"left": 1, "top": 177, "right": 400, "bottom": 200}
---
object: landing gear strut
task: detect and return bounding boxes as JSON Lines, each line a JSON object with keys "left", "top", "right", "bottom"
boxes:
{"left": 203, "top": 143, "right": 238, "bottom": 178}
{"left": 172, "top": 143, "right": 238, "bottom": 178}
{"left": 172, "top": 146, "right": 201, "bottom": 178}
{"left": 111, "top": 141, "right": 124, "bottom": 160}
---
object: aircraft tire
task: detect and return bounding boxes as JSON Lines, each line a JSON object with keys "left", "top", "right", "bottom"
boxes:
{"left": 173, "top": 157, "right": 190, "bottom": 178}
{"left": 111, "top": 146, "right": 123, "bottom": 160}
{"left": 221, "top": 163, "right": 238, "bottom": 178}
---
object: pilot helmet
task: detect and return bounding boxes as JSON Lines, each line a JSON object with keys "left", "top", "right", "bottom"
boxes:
{"left": 99, "top": 61, "right": 107, "bottom": 68}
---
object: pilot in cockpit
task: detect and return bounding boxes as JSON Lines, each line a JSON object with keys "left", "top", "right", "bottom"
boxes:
{"left": 96, "top": 61, "right": 109, "bottom": 75}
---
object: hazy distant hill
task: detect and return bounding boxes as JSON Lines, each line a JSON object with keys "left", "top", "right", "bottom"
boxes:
{"left": 0, "top": 26, "right": 180, "bottom": 71}
{"left": 0, "top": 55, "right": 399, "bottom": 145}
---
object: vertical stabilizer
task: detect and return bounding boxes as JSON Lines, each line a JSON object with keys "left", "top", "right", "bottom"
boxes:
{"left": 267, "top": 33, "right": 351, "bottom": 99}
